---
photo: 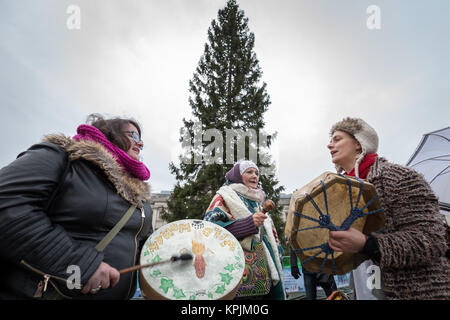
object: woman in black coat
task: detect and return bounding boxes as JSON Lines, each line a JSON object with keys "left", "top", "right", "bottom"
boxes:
{"left": 0, "top": 114, "right": 153, "bottom": 299}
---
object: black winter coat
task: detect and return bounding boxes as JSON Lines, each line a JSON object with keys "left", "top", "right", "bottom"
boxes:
{"left": 0, "top": 134, "right": 153, "bottom": 299}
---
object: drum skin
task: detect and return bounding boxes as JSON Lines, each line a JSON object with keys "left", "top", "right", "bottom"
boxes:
{"left": 139, "top": 219, "right": 245, "bottom": 300}
{"left": 285, "top": 172, "right": 385, "bottom": 275}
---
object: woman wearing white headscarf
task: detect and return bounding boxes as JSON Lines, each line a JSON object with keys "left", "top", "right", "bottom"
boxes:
{"left": 203, "top": 160, "right": 285, "bottom": 300}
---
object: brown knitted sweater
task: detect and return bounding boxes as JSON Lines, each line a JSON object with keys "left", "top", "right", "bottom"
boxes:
{"left": 367, "top": 157, "right": 450, "bottom": 299}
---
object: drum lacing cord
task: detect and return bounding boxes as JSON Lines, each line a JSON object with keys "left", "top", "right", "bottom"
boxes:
{"left": 292, "top": 174, "right": 384, "bottom": 275}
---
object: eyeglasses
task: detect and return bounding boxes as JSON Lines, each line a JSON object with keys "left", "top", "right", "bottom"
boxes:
{"left": 124, "top": 131, "right": 143, "bottom": 146}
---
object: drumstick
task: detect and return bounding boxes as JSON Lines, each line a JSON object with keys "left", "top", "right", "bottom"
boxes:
{"left": 262, "top": 200, "right": 275, "bottom": 213}
{"left": 119, "top": 253, "right": 193, "bottom": 275}
{"left": 259, "top": 200, "right": 275, "bottom": 241}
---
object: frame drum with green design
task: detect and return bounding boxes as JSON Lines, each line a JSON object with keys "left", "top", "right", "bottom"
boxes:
{"left": 139, "top": 219, "right": 245, "bottom": 300}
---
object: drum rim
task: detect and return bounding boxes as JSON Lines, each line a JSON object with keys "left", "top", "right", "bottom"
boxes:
{"left": 139, "top": 219, "right": 245, "bottom": 300}
{"left": 287, "top": 172, "right": 385, "bottom": 275}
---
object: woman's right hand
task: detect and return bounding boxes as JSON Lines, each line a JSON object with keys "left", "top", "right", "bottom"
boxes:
{"left": 81, "top": 262, "right": 120, "bottom": 295}
{"left": 252, "top": 211, "right": 267, "bottom": 227}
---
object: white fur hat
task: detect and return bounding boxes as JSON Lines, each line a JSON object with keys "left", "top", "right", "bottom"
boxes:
{"left": 330, "top": 117, "right": 378, "bottom": 177}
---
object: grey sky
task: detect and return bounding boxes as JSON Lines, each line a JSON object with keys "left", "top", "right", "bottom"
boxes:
{"left": 1, "top": 0, "right": 449, "bottom": 194}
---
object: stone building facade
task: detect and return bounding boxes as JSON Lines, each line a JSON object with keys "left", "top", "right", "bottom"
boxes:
{"left": 149, "top": 191, "right": 172, "bottom": 231}
{"left": 150, "top": 191, "right": 292, "bottom": 231}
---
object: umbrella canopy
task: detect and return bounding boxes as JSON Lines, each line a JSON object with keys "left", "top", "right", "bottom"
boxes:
{"left": 406, "top": 127, "right": 450, "bottom": 216}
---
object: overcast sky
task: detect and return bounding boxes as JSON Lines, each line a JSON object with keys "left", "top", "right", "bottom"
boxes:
{"left": 1, "top": 0, "right": 449, "bottom": 194}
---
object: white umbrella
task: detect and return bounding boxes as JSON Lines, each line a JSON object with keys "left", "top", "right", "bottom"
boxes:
{"left": 406, "top": 127, "right": 450, "bottom": 216}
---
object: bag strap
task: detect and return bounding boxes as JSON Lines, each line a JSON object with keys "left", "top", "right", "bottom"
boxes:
{"left": 95, "top": 204, "right": 137, "bottom": 252}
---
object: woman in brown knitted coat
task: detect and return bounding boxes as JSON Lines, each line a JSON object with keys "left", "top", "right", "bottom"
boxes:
{"left": 326, "top": 117, "right": 450, "bottom": 300}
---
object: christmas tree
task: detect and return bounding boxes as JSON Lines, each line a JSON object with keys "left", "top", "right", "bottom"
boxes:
{"left": 164, "top": 0, "right": 285, "bottom": 239}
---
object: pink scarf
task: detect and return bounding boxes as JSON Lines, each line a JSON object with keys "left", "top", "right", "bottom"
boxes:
{"left": 73, "top": 124, "right": 150, "bottom": 181}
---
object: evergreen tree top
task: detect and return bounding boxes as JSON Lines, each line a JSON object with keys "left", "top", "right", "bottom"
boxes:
{"left": 188, "top": 0, "right": 270, "bottom": 131}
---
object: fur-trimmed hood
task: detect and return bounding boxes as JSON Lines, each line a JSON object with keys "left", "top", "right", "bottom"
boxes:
{"left": 43, "top": 134, "right": 151, "bottom": 207}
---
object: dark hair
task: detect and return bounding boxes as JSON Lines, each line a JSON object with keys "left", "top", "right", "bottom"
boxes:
{"left": 86, "top": 113, "right": 142, "bottom": 152}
